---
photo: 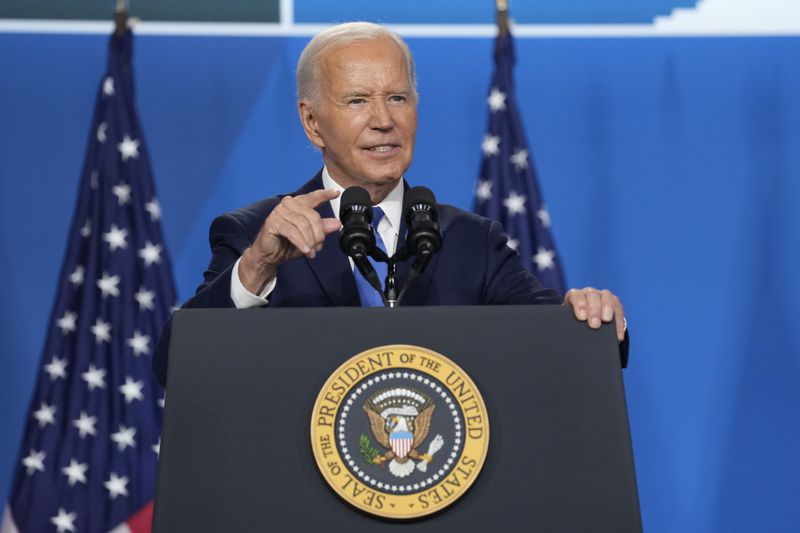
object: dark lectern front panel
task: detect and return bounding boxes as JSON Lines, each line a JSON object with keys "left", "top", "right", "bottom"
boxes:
{"left": 153, "top": 306, "right": 641, "bottom": 532}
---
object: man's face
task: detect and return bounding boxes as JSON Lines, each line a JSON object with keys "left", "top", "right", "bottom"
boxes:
{"left": 299, "top": 37, "right": 418, "bottom": 201}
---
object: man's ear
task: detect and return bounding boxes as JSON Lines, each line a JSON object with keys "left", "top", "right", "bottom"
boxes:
{"left": 298, "top": 100, "right": 325, "bottom": 149}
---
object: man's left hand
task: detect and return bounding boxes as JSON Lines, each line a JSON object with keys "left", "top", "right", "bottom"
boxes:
{"left": 564, "top": 288, "right": 626, "bottom": 342}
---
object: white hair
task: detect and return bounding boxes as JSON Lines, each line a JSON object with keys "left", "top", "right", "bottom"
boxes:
{"left": 297, "top": 22, "right": 418, "bottom": 108}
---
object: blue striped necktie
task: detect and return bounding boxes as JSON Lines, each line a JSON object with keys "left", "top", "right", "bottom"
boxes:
{"left": 354, "top": 207, "right": 387, "bottom": 307}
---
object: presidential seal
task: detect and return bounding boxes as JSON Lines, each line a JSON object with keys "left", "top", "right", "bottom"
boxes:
{"left": 310, "top": 345, "right": 489, "bottom": 519}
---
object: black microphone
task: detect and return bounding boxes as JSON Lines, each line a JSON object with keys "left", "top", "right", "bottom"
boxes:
{"left": 403, "top": 186, "right": 442, "bottom": 259}
{"left": 339, "top": 186, "right": 376, "bottom": 258}
{"left": 339, "top": 186, "right": 386, "bottom": 305}
{"left": 394, "top": 186, "right": 442, "bottom": 306}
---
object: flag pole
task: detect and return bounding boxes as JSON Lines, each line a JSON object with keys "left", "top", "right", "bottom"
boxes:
{"left": 495, "top": 0, "right": 509, "bottom": 37}
{"left": 114, "top": 0, "right": 128, "bottom": 38}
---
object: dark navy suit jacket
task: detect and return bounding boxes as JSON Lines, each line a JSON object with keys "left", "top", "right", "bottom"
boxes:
{"left": 153, "top": 172, "right": 626, "bottom": 385}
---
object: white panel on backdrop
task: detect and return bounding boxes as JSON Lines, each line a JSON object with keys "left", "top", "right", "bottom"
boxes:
{"left": 2, "top": 0, "right": 800, "bottom": 36}
{"left": 656, "top": 0, "right": 800, "bottom": 32}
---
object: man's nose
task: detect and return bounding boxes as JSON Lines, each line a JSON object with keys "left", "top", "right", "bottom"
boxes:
{"left": 369, "top": 100, "right": 394, "bottom": 131}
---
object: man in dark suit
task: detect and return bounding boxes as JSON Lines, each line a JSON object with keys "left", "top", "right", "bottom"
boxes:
{"left": 154, "top": 22, "right": 626, "bottom": 386}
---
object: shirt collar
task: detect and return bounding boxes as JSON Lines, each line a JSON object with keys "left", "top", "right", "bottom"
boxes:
{"left": 322, "top": 167, "right": 404, "bottom": 233}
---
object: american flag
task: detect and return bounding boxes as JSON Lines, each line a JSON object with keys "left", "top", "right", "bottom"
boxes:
{"left": 2, "top": 29, "right": 175, "bottom": 533}
{"left": 474, "top": 30, "right": 566, "bottom": 295}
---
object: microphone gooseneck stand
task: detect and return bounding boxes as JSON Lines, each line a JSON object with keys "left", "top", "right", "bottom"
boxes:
{"left": 339, "top": 185, "right": 442, "bottom": 309}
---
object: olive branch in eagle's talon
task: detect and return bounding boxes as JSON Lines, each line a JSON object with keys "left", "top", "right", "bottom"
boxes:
{"left": 359, "top": 434, "right": 387, "bottom": 466}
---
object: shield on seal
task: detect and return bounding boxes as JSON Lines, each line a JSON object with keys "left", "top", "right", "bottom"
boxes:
{"left": 389, "top": 431, "right": 414, "bottom": 459}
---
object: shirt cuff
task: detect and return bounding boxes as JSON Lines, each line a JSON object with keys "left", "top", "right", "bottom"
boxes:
{"left": 230, "top": 257, "right": 276, "bottom": 308}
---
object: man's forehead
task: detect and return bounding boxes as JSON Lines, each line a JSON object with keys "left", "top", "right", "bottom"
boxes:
{"left": 319, "top": 38, "right": 408, "bottom": 81}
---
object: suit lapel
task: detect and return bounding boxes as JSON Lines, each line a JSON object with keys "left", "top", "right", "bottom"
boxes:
{"left": 396, "top": 255, "right": 439, "bottom": 306}
{"left": 309, "top": 201, "right": 361, "bottom": 306}
{"left": 296, "top": 172, "right": 360, "bottom": 306}
{"left": 395, "top": 211, "right": 414, "bottom": 301}
{"left": 394, "top": 182, "right": 438, "bottom": 306}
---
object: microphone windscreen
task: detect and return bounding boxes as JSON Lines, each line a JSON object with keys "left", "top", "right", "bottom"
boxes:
{"left": 340, "top": 186, "right": 373, "bottom": 220}
{"left": 403, "top": 186, "right": 437, "bottom": 222}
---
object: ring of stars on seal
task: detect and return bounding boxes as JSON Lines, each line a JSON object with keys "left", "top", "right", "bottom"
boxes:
{"left": 339, "top": 370, "right": 463, "bottom": 494}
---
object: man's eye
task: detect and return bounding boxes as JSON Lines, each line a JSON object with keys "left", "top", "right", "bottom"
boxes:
{"left": 390, "top": 95, "right": 406, "bottom": 103}
{"left": 348, "top": 98, "right": 366, "bottom": 105}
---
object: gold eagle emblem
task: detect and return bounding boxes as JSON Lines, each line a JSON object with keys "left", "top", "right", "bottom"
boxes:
{"left": 363, "top": 387, "right": 445, "bottom": 478}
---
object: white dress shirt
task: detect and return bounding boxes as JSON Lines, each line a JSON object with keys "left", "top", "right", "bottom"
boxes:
{"left": 230, "top": 168, "right": 404, "bottom": 308}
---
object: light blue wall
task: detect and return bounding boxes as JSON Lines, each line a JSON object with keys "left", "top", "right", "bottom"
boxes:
{"left": 1, "top": 28, "right": 799, "bottom": 533}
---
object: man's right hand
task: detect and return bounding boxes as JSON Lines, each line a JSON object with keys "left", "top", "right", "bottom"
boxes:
{"left": 238, "top": 189, "right": 342, "bottom": 294}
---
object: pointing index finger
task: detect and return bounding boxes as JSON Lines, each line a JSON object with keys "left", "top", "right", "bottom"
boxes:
{"left": 295, "top": 188, "right": 340, "bottom": 209}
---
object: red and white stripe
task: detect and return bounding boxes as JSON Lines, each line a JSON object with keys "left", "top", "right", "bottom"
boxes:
{"left": 108, "top": 501, "right": 155, "bottom": 533}
{"left": 2, "top": 506, "right": 20, "bottom": 533}
{"left": 391, "top": 436, "right": 413, "bottom": 459}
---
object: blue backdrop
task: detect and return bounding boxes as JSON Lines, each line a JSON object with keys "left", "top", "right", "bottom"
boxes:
{"left": 1, "top": 15, "right": 799, "bottom": 533}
